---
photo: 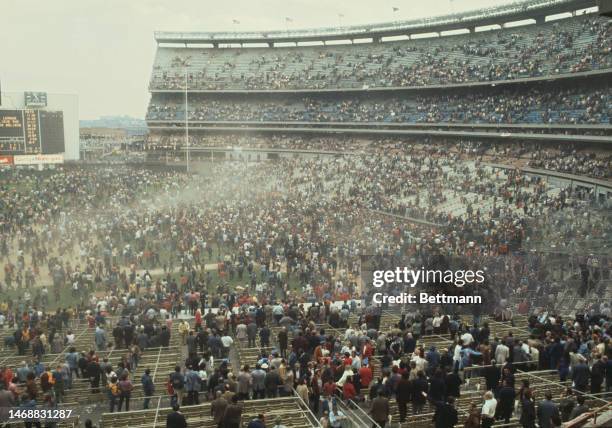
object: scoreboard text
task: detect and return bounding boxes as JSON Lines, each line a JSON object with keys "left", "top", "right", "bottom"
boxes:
{"left": 0, "top": 109, "right": 64, "bottom": 155}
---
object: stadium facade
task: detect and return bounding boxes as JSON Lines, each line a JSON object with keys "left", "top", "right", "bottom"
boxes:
{"left": 144, "top": 0, "right": 610, "bottom": 195}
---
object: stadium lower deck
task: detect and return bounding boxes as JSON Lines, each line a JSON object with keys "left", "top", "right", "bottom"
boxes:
{"left": 0, "top": 310, "right": 610, "bottom": 428}
{"left": 0, "top": 149, "right": 611, "bottom": 427}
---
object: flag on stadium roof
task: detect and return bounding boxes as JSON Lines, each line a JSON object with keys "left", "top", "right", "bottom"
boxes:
{"left": 232, "top": 19, "right": 240, "bottom": 24}
{"left": 285, "top": 17, "right": 293, "bottom": 22}
{"left": 392, "top": 7, "right": 399, "bottom": 12}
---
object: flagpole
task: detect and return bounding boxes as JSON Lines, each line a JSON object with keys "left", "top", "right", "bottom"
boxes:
{"left": 184, "top": 62, "right": 189, "bottom": 173}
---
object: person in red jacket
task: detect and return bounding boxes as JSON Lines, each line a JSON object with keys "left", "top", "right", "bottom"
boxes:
{"left": 323, "top": 379, "right": 336, "bottom": 397}
{"left": 359, "top": 363, "right": 373, "bottom": 388}
{"left": 2, "top": 368, "right": 14, "bottom": 388}
{"left": 362, "top": 341, "right": 374, "bottom": 358}
{"left": 343, "top": 377, "right": 356, "bottom": 401}
{"left": 195, "top": 309, "right": 202, "bottom": 328}
{"left": 343, "top": 352, "right": 352, "bottom": 366}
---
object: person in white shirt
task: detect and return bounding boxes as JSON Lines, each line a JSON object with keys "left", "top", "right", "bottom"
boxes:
{"left": 481, "top": 391, "right": 497, "bottom": 428}
{"left": 411, "top": 353, "right": 428, "bottom": 373}
{"left": 221, "top": 335, "right": 233, "bottom": 357}
{"left": 528, "top": 345, "right": 539, "bottom": 369}
{"left": 336, "top": 365, "right": 354, "bottom": 388}
{"left": 495, "top": 341, "right": 510, "bottom": 365}
{"left": 344, "top": 328, "right": 355, "bottom": 341}
{"left": 235, "top": 323, "right": 248, "bottom": 345}
{"left": 432, "top": 315, "right": 443, "bottom": 333}
{"left": 452, "top": 341, "right": 462, "bottom": 372}
{"left": 461, "top": 331, "right": 474, "bottom": 346}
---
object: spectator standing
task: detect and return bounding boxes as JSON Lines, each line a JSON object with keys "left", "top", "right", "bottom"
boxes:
{"left": 236, "top": 365, "right": 252, "bottom": 401}
{"left": 520, "top": 389, "right": 536, "bottom": 428}
{"left": 411, "top": 371, "right": 428, "bottom": 414}
{"left": 537, "top": 392, "right": 560, "bottom": 428}
{"left": 166, "top": 404, "right": 187, "bottom": 428}
{"left": 170, "top": 366, "right": 185, "bottom": 406}
{"left": 396, "top": 372, "right": 411, "bottom": 423}
{"left": 251, "top": 364, "right": 266, "bottom": 399}
{"left": 433, "top": 397, "right": 459, "bottom": 428}
{"left": 572, "top": 361, "right": 590, "bottom": 393}
{"left": 117, "top": 373, "right": 134, "bottom": 411}
{"left": 481, "top": 391, "right": 497, "bottom": 428}
{"left": 223, "top": 395, "right": 243, "bottom": 428}
{"left": 141, "top": 368, "right": 155, "bottom": 409}
{"left": 107, "top": 376, "right": 119, "bottom": 413}
{"left": 211, "top": 391, "right": 228, "bottom": 427}
{"left": 497, "top": 380, "right": 515, "bottom": 423}
{"left": 370, "top": 392, "right": 390, "bottom": 427}
{"left": 185, "top": 365, "right": 201, "bottom": 405}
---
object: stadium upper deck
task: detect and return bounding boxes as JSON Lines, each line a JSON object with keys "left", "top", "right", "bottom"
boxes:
{"left": 149, "top": 1, "right": 610, "bottom": 92}
{"left": 146, "top": 0, "right": 611, "bottom": 146}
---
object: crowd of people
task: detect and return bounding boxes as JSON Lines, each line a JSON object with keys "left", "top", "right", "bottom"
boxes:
{"left": 527, "top": 147, "right": 612, "bottom": 179}
{"left": 141, "top": 135, "right": 612, "bottom": 180}
{"left": 0, "top": 5, "right": 610, "bottom": 428}
{"left": 0, "top": 140, "right": 610, "bottom": 427}
{"left": 142, "top": 134, "right": 369, "bottom": 153}
{"left": 1, "top": 294, "right": 610, "bottom": 428}
{"left": 187, "top": 302, "right": 612, "bottom": 428}
{"left": 2, "top": 151, "right": 609, "bottom": 316}
{"left": 146, "top": 83, "right": 611, "bottom": 125}
{"left": 148, "top": 15, "right": 611, "bottom": 90}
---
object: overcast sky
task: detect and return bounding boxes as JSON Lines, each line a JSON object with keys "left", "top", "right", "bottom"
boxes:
{"left": 1, "top": 0, "right": 513, "bottom": 119}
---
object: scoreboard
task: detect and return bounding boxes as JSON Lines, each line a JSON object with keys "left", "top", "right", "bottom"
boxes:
{"left": 0, "top": 111, "right": 23, "bottom": 137}
{"left": 0, "top": 109, "right": 65, "bottom": 154}
{"left": 24, "top": 92, "right": 48, "bottom": 107}
{"left": 39, "top": 111, "right": 65, "bottom": 154}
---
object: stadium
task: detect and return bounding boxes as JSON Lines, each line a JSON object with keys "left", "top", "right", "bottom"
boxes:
{"left": 0, "top": 0, "right": 611, "bottom": 427}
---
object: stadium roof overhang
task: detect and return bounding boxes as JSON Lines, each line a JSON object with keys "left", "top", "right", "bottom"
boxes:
{"left": 154, "top": 0, "right": 596, "bottom": 46}
{"left": 146, "top": 124, "right": 612, "bottom": 145}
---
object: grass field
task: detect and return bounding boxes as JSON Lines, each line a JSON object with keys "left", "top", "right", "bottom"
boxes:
{"left": 4, "top": 262, "right": 305, "bottom": 312}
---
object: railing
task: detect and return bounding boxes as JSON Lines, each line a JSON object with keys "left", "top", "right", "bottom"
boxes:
{"left": 462, "top": 360, "right": 536, "bottom": 374}
{"left": 484, "top": 162, "right": 612, "bottom": 190}
{"left": 151, "top": 396, "right": 163, "bottom": 428}
{"left": 292, "top": 387, "right": 323, "bottom": 428}
{"left": 332, "top": 398, "right": 357, "bottom": 428}
{"left": 348, "top": 399, "right": 382, "bottom": 428}
{"left": 516, "top": 369, "right": 611, "bottom": 407}
{"left": 146, "top": 125, "right": 612, "bottom": 145}
{"left": 100, "top": 393, "right": 322, "bottom": 428}
{"left": 562, "top": 400, "right": 612, "bottom": 427}
{"left": 146, "top": 119, "right": 612, "bottom": 132}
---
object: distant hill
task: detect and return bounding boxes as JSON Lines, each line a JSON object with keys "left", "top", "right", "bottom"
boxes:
{"left": 80, "top": 115, "right": 147, "bottom": 132}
